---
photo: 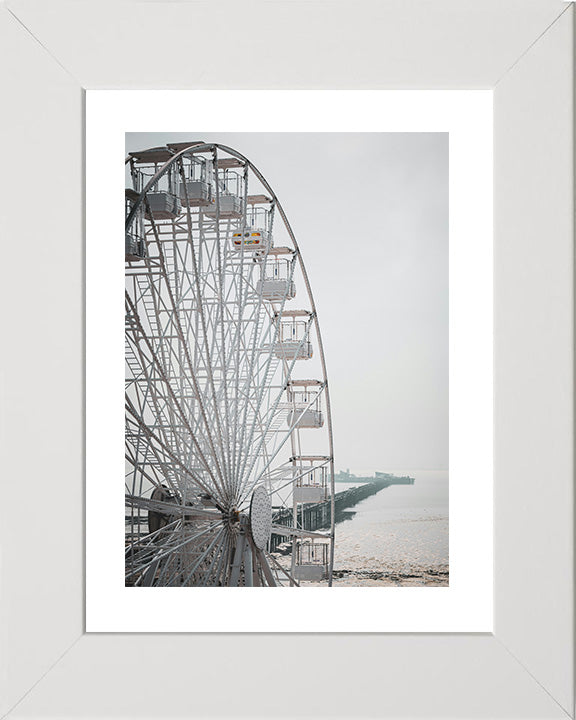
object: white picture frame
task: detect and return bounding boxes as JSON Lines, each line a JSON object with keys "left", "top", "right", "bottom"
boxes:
{"left": 0, "top": 1, "right": 573, "bottom": 718}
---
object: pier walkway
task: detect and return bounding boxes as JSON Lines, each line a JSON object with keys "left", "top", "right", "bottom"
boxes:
{"left": 270, "top": 474, "right": 414, "bottom": 551}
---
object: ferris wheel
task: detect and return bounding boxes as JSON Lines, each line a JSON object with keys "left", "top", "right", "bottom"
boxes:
{"left": 124, "top": 141, "right": 335, "bottom": 587}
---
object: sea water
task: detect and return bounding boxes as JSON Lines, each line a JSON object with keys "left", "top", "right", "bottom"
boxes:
{"left": 333, "top": 470, "right": 448, "bottom": 572}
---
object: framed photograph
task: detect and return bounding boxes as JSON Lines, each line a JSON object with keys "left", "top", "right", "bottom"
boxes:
{"left": 1, "top": 1, "right": 573, "bottom": 718}
{"left": 86, "top": 93, "right": 492, "bottom": 633}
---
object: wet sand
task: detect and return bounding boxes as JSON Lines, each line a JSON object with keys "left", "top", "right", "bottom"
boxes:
{"left": 329, "top": 564, "right": 449, "bottom": 586}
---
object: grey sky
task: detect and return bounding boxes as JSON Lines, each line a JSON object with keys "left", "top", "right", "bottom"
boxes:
{"left": 126, "top": 132, "right": 448, "bottom": 473}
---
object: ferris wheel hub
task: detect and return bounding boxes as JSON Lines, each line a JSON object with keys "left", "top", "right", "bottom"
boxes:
{"left": 249, "top": 486, "right": 272, "bottom": 550}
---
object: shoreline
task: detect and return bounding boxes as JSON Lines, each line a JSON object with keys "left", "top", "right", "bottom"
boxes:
{"left": 329, "top": 564, "right": 449, "bottom": 586}
{"left": 270, "top": 550, "right": 449, "bottom": 586}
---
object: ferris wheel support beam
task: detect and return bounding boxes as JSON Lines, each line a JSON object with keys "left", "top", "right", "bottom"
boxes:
{"left": 140, "top": 559, "right": 160, "bottom": 587}
{"left": 243, "top": 539, "right": 254, "bottom": 587}
{"left": 263, "top": 550, "right": 298, "bottom": 587}
{"left": 228, "top": 532, "right": 246, "bottom": 587}
{"left": 254, "top": 547, "right": 279, "bottom": 587}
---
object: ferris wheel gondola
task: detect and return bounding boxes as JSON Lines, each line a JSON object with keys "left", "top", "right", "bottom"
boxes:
{"left": 124, "top": 141, "right": 335, "bottom": 586}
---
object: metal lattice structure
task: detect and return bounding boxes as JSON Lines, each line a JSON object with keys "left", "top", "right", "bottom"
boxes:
{"left": 125, "top": 141, "right": 335, "bottom": 586}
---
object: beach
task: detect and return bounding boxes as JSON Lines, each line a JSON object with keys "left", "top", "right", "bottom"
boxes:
{"left": 269, "top": 470, "right": 449, "bottom": 587}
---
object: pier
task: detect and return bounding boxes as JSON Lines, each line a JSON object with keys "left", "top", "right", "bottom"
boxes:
{"left": 270, "top": 474, "right": 415, "bottom": 551}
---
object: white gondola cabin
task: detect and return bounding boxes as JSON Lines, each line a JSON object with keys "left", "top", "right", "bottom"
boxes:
{"left": 294, "top": 540, "right": 329, "bottom": 581}
{"left": 256, "top": 257, "right": 296, "bottom": 301}
{"left": 128, "top": 148, "right": 181, "bottom": 220}
{"left": 144, "top": 191, "right": 181, "bottom": 220}
{"left": 205, "top": 194, "right": 243, "bottom": 219}
{"left": 177, "top": 152, "right": 214, "bottom": 207}
{"left": 274, "top": 311, "right": 313, "bottom": 360}
{"left": 205, "top": 160, "right": 245, "bottom": 218}
{"left": 286, "top": 380, "right": 324, "bottom": 429}
{"left": 287, "top": 409, "right": 324, "bottom": 429}
{"left": 231, "top": 228, "right": 272, "bottom": 253}
{"left": 180, "top": 180, "right": 213, "bottom": 207}
{"left": 293, "top": 460, "right": 329, "bottom": 503}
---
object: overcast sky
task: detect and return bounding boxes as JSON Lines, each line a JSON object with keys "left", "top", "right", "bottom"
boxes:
{"left": 126, "top": 132, "right": 448, "bottom": 474}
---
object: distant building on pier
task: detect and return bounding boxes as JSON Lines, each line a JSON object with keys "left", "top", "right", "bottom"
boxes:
{"left": 335, "top": 470, "right": 414, "bottom": 485}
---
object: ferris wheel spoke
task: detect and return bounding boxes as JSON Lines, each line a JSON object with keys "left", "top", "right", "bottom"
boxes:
{"left": 166, "top": 526, "right": 227, "bottom": 587}
{"left": 126, "top": 396, "right": 221, "bottom": 502}
{"left": 200, "top": 532, "right": 231, "bottom": 586}
{"left": 140, "top": 559, "right": 161, "bottom": 587}
{"left": 126, "top": 426, "right": 196, "bottom": 504}
{"left": 217, "top": 222, "right": 275, "bottom": 471}
{"left": 225, "top": 301, "right": 268, "bottom": 493}
{"left": 126, "top": 518, "right": 181, "bottom": 549}
{"left": 133, "top": 522, "right": 225, "bottom": 586}
{"left": 176, "top": 161, "right": 233, "bottom": 492}
{"left": 220, "top": 253, "right": 262, "bottom": 495}
{"left": 237, "top": 332, "right": 320, "bottom": 505}
{"left": 232, "top": 346, "right": 282, "bottom": 493}
{"left": 221, "top": 296, "right": 279, "bottom": 495}
{"left": 126, "top": 295, "right": 230, "bottom": 501}
{"left": 125, "top": 494, "right": 222, "bottom": 520}
{"left": 126, "top": 333, "right": 195, "bottom": 487}
{"left": 126, "top": 386, "right": 183, "bottom": 477}
{"left": 231, "top": 258, "right": 277, "bottom": 421}
{"left": 124, "top": 449, "right": 180, "bottom": 508}
{"left": 126, "top": 533, "right": 180, "bottom": 584}
{"left": 140, "top": 213, "right": 231, "bottom": 499}
{"left": 234, "top": 275, "right": 307, "bottom": 493}
{"left": 126, "top": 390, "right": 207, "bottom": 501}
{"left": 213, "top": 228, "right": 235, "bottom": 500}
{"left": 125, "top": 431, "right": 182, "bottom": 501}
{"left": 125, "top": 520, "right": 184, "bottom": 577}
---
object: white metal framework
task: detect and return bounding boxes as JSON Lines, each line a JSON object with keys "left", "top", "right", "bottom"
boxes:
{"left": 125, "top": 142, "right": 335, "bottom": 586}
